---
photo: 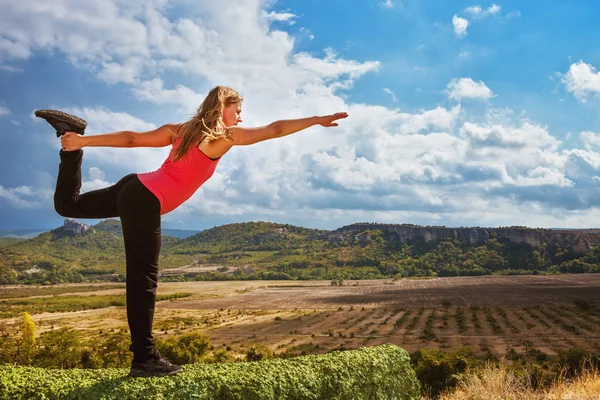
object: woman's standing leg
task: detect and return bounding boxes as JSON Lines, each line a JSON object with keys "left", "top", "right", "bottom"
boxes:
{"left": 117, "top": 176, "right": 182, "bottom": 377}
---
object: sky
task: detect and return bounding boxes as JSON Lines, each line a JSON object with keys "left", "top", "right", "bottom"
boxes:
{"left": 1, "top": 0, "right": 600, "bottom": 231}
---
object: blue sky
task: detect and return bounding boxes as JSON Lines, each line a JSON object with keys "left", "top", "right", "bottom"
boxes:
{"left": 1, "top": 0, "right": 600, "bottom": 231}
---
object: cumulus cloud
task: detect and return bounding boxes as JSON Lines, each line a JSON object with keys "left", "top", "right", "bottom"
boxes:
{"left": 132, "top": 78, "right": 205, "bottom": 112}
{"left": 580, "top": 131, "right": 600, "bottom": 150}
{"left": 381, "top": 0, "right": 394, "bottom": 8}
{"left": 452, "top": 15, "right": 469, "bottom": 38}
{"left": 81, "top": 167, "right": 115, "bottom": 192}
{"left": 2, "top": 0, "right": 600, "bottom": 229}
{"left": 59, "top": 107, "right": 165, "bottom": 172}
{"left": 562, "top": 61, "right": 600, "bottom": 102}
{"left": 446, "top": 78, "right": 495, "bottom": 101}
{"left": 0, "top": 105, "right": 10, "bottom": 116}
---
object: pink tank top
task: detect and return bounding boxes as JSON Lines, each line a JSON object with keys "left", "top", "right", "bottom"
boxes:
{"left": 137, "top": 136, "right": 221, "bottom": 215}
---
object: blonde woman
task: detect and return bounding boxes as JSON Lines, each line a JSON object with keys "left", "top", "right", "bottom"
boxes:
{"left": 36, "top": 86, "right": 348, "bottom": 377}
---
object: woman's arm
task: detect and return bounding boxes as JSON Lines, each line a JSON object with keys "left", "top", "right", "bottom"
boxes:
{"left": 227, "top": 113, "right": 348, "bottom": 146}
{"left": 60, "top": 124, "right": 178, "bottom": 150}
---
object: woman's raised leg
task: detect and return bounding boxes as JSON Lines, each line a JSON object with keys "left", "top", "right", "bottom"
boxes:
{"left": 54, "top": 149, "right": 136, "bottom": 219}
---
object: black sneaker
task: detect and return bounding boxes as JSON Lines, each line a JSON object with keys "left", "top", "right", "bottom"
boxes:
{"left": 35, "top": 110, "right": 87, "bottom": 137}
{"left": 129, "top": 352, "right": 183, "bottom": 378}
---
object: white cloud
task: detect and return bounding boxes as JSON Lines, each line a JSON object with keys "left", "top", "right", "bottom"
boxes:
{"left": 511, "top": 167, "right": 573, "bottom": 188}
{"left": 465, "top": 4, "right": 501, "bottom": 19}
{"left": 262, "top": 11, "right": 297, "bottom": 24}
{"left": 383, "top": 88, "right": 397, "bottom": 102}
{"left": 562, "top": 61, "right": 600, "bottom": 102}
{"left": 580, "top": 131, "right": 600, "bottom": 150}
{"left": 60, "top": 107, "right": 165, "bottom": 172}
{"left": 0, "top": 105, "right": 10, "bottom": 116}
{"left": 87, "top": 167, "right": 106, "bottom": 181}
{"left": 452, "top": 15, "right": 469, "bottom": 38}
{"left": 0, "top": 185, "right": 49, "bottom": 208}
{"left": 132, "top": 78, "right": 205, "bottom": 112}
{"left": 0, "top": 64, "right": 23, "bottom": 72}
{"left": 82, "top": 166, "right": 114, "bottom": 192}
{"left": 446, "top": 78, "right": 495, "bottom": 101}
{"left": 381, "top": 0, "right": 394, "bottom": 9}
{"left": 460, "top": 121, "right": 560, "bottom": 150}
{"left": 2, "top": 0, "right": 600, "bottom": 229}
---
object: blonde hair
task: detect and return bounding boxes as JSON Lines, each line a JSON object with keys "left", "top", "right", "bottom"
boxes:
{"left": 171, "top": 86, "right": 243, "bottom": 162}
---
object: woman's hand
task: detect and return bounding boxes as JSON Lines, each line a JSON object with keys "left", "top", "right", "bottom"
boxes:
{"left": 319, "top": 112, "right": 349, "bottom": 127}
{"left": 61, "top": 131, "right": 86, "bottom": 151}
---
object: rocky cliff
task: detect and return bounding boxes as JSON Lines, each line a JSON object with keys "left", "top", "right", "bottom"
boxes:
{"left": 326, "top": 223, "right": 600, "bottom": 252}
{"left": 51, "top": 219, "right": 93, "bottom": 239}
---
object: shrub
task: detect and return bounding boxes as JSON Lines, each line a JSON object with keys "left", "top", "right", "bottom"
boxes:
{"left": 156, "top": 332, "right": 212, "bottom": 365}
{"left": 246, "top": 343, "right": 273, "bottom": 362}
{"left": 0, "top": 345, "right": 421, "bottom": 400}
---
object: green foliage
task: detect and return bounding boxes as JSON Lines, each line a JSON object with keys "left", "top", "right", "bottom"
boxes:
{"left": 17, "top": 312, "right": 36, "bottom": 365}
{"left": 558, "top": 348, "right": 600, "bottom": 378}
{"left": 0, "top": 284, "right": 124, "bottom": 300}
{"left": 0, "top": 238, "right": 25, "bottom": 248}
{"left": 411, "top": 348, "right": 476, "bottom": 397}
{"left": 246, "top": 343, "right": 273, "bottom": 362}
{"left": 34, "top": 328, "right": 81, "bottom": 369}
{"left": 0, "top": 344, "right": 421, "bottom": 400}
{"left": 156, "top": 332, "right": 212, "bottom": 365}
{"left": 0, "top": 292, "right": 192, "bottom": 318}
{"left": 89, "top": 331, "right": 132, "bottom": 368}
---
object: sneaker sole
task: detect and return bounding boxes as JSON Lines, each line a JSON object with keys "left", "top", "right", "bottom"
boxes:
{"left": 35, "top": 110, "right": 87, "bottom": 137}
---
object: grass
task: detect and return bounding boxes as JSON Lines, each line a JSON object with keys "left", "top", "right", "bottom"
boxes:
{"left": 436, "top": 362, "right": 600, "bottom": 400}
{"left": 0, "top": 292, "right": 192, "bottom": 318}
{"left": 0, "top": 284, "right": 125, "bottom": 299}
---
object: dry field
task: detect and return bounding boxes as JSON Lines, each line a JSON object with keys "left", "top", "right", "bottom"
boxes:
{"left": 2, "top": 275, "right": 600, "bottom": 361}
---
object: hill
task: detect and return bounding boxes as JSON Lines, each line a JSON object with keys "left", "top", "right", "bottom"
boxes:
{"left": 329, "top": 223, "right": 600, "bottom": 252}
{"left": 0, "top": 228, "right": 49, "bottom": 239}
{"left": 1, "top": 219, "right": 599, "bottom": 285}
{"left": 0, "top": 219, "right": 189, "bottom": 285}
{"left": 92, "top": 219, "right": 199, "bottom": 238}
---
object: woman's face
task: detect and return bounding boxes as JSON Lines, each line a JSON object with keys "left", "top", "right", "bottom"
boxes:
{"left": 223, "top": 102, "right": 242, "bottom": 127}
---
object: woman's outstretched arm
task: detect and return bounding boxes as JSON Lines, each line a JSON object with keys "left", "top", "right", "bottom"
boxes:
{"left": 60, "top": 124, "right": 178, "bottom": 150}
{"left": 227, "top": 113, "right": 348, "bottom": 146}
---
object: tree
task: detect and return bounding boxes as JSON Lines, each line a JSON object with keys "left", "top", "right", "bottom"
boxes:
{"left": 34, "top": 328, "right": 82, "bottom": 368}
{"left": 93, "top": 331, "right": 131, "bottom": 368}
{"left": 18, "top": 312, "right": 36, "bottom": 365}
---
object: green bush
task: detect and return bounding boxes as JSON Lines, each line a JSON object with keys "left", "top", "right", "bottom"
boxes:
{"left": 156, "top": 332, "right": 212, "bottom": 365}
{"left": 411, "top": 348, "right": 476, "bottom": 397}
{"left": 246, "top": 343, "right": 273, "bottom": 362}
{"left": 0, "top": 344, "right": 420, "bottom": 400}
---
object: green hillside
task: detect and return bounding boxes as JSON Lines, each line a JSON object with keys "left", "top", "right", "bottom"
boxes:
{"left": 0, "top": 238, "right": 24, "bottom": 249}
{"left": 0, "top": 219, "right": 599, "bottom": 285}
{"left": 0, "top": 219, "right": 189, "bottom": 285}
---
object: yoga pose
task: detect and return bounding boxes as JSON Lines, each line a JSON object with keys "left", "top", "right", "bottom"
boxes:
{"left": 36, "top": 86, "right": 348, "bottom": 377}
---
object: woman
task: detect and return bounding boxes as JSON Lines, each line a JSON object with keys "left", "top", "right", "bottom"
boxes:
{"left": 36, "top": 86, "right": 348, "bottom": 377}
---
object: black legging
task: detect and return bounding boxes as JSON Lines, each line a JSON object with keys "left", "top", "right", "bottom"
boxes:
{"left": 54, "top": 149, "right": 161, "bottom": 362}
